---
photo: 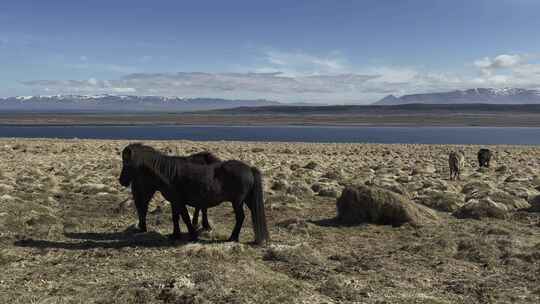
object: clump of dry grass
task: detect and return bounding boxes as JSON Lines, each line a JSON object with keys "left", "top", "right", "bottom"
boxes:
{"left": 181, "top": 243, "right": 255, "bottom": 261}
{"left": 318, "top": 274, "right": 371, "bottom": 302}
{"left": 264, "top": 243, "right": 324, "bottom": 265}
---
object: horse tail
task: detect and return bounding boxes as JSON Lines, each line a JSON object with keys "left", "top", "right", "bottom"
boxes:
{"left": 247, "top": 167, "right": 270, "bottom": 245}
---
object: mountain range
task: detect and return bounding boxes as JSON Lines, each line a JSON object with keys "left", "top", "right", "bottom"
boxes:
{"left": 374, "top": 88, "right": 540, "bottom": 105}
{"left": 0, "top": 95, "right": 281, "bottom": 112}
{"left": 2, "top": 87, "right": 540, "bottom": 113}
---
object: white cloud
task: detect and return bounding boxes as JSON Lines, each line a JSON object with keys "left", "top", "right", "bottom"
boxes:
{"left": 112, "top": 87, "right": 136, "bottom": 93}
{"left": 18, "top": 50, "right": 540, "bottom": 103}
{"left": 256, "top": 50, "right": 348, "bottom": 76}
{"left": 474, "top": 54, "right": 522, "bottom": 69}
{"left": 473, "top": 54, "right": 527, "bottom": 78}
{"left": 65, "top": 62, "right": 138, "bottom": 74}
{"left": 470, "top": 53, "right": 540, "bottom": 89}
{"left": 21, "top": 72, "right": 379, "bottom": 102}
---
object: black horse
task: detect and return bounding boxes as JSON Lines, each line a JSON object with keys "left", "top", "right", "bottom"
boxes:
{"left": 119, "top": 143, "right": 269, "bottom": 244}
{"left": 477, "top": 148, "right": 492, "bottom": 168}
{"left": 120, "top": 145, "right": 221, "bottom": 233}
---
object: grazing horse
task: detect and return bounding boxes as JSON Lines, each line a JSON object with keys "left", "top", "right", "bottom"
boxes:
{"left": 170, "top": 151, "right": 222, "bottom": 231}
{"left": 477, "top": 148, "right": 492, "bottom": 168}
{"left": 448, "top": 150, "right": 465, "bottom": 180}
{"left": 119, "top": 143, "right": 269, "bottom": 244}
{"left": 120, "top": 145, "right": 221, "bottom": 233}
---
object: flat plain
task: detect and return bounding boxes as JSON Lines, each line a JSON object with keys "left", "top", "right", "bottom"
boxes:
{"left": 1, "top": 139, "right": 540, "bottom": 303}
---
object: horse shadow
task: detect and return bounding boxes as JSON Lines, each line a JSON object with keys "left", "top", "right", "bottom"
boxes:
{"left": 304, "top": 218, "right": 338, "bottom": 227}
{"left": 308, "top": 217, "right": 369, "bottom": 228}
{"left": 14, "top": 229, "right": 226, "bottom": 250}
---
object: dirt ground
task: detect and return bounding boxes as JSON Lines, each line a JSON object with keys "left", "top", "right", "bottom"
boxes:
{"left": 1, "top": 139, "right": 539, "bottom": 303}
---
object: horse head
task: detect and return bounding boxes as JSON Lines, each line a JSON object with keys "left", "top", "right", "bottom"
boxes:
{"left": 119, "top": 144, "right": 137, "bottom": 187}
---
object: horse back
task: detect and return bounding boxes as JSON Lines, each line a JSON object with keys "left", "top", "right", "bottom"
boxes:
{"left": 215, "top": 160, "right": 255, "bottom": 193}
{"left": 186, "top": 151, "right": 222, "bottom": 165}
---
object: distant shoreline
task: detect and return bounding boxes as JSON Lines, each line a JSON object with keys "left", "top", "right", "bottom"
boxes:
{"left": 1, "top": 112, "right": 540, "bottom": 127}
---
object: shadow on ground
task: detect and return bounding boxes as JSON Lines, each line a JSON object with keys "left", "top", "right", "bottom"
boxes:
{"left": 14, "top": 230, "right": 225, "bottom": 250}
{"left": 308, "top": 217, "right": 363, "bottom": 227}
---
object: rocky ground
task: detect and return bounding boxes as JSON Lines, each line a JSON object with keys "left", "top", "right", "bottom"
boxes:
{"left": 1, "top": 139, "right": 540, "bottom": 303}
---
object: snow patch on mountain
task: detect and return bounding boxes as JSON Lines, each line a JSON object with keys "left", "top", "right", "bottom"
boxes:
{"left": 374, "top": 88, "right": 540, "bottom": 105}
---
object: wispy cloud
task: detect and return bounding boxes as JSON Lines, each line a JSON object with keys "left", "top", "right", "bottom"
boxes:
{"left": 474, "top": 54, "right": 523, "bottom": 70}
{"left": 18, "top": 50, "right": 540, "bottom": 103}
{"left": 256, "top": 50, "right": 348, "bottom": 76}
{"left": 21, "top": 72, "right": 379, "bottom": 101}
{"left": 64, "top": 62, "right": 138, "bottom": 74}
{"left": 471, "top": 53, "right": 540, "bottom": 88}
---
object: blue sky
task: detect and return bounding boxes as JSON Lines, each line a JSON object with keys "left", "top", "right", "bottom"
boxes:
{"left": 1, "top": 0, "right": 540, "bottom": 103}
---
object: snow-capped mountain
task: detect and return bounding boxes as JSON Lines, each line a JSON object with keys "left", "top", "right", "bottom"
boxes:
{"left": 374, "top": 88, "right": 540, "bottom": 105}
{"left": 0, "top": 95, "right": 281, "bottom": 112}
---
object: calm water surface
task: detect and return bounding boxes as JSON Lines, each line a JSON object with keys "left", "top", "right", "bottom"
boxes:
{"left": 1, "top": 125, "right": 540, "bottom": 145}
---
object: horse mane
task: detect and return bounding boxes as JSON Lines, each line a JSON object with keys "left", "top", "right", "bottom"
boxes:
{"left": 127, "top": 143, "right": 180, "bottom": 185}
{"left": 187, "top": 151, "right": 222, "bottom": 164}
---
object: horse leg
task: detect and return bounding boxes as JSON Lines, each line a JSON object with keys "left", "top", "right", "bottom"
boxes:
{"left": 133, "top": 188, "right": 153, "bottom": 233}
{"left": 169, "top": 203, "right": 182, "bottom": 240}
{"left": 228, "top": 201, "right": 245, "bottom": 242}
{"left": 179, "top": 204, "right": 198, "bottom": 242}
{"left": 192, "top": 208, "right": 200, "bottom": 229}
{"left": 201, "top": 208, "right": 212, "bottom": 231}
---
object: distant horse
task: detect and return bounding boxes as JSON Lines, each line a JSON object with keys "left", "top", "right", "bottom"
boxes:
{"left": 449, "top": 150, "right": 465, "bottom": 180}
{"left": 477, "top": 148, "right": 492, "bottom": 168}
{"left": 119, "top": 143, "right": 269, "bottom": 244}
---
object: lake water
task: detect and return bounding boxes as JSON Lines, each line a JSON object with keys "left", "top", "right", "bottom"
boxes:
{"left": 1, "top": 125, "right": 540, "bottom": 145}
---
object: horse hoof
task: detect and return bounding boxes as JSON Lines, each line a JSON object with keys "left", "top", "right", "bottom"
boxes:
{"left": 136, "top": 225, "right": 148, "bottom": 233}
{"left": 126, "top": 225, "right": 146, "bottom": 234}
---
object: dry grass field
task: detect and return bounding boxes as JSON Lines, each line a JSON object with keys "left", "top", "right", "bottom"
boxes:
{"left": 1, "top": 139, "right": 540, "bottom": 303}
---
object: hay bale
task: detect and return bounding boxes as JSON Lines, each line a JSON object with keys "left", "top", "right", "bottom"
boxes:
{"left": 416, "top": 191, "right": 464, "bottom": 212}
{"left": 453, "top": 198, "right": 508, "bottom": 220}
{"left": 336, "top": 185, "right": 439, "bottom": 227}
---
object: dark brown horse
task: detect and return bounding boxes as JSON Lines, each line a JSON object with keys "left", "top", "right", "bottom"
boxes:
{"left": 119, "top": 145, "right": 221, "bottom": 233}
{"left": 171, "top": 151, "right": 222, "bottom": 231}
{"left": 119, "top": 143, "right": 269, "bottom": 244}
